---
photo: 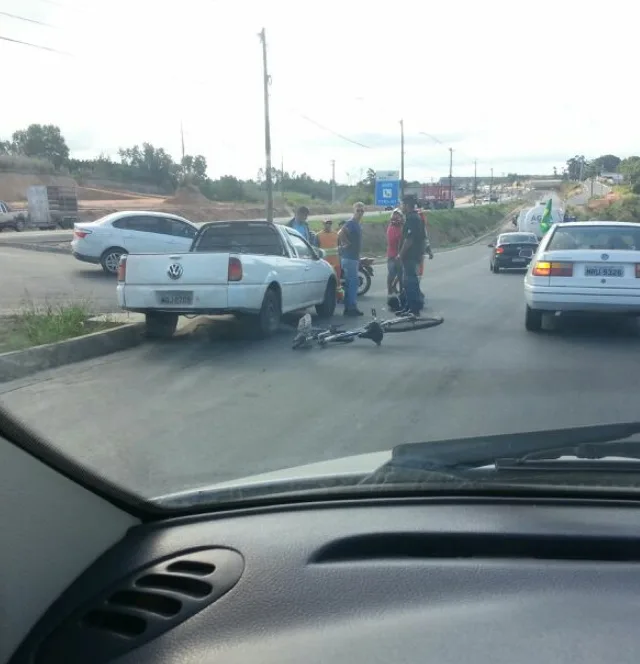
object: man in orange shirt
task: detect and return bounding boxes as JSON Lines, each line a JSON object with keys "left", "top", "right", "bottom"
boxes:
{"left": 316, "top": 219, "right": 343, "bottom": 301}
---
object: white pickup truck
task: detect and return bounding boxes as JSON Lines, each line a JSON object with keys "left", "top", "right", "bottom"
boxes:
{"left": 116, "top": 220, "right": 338, "bottom": 338}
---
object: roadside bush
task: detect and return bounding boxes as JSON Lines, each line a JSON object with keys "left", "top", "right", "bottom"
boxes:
{"left": 0, "top": 154, "right": 57, "bottom": 174}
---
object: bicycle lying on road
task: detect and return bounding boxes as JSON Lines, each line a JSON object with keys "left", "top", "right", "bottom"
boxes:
{"left": 292, "top": 308, "right": 444, "bottom": 350}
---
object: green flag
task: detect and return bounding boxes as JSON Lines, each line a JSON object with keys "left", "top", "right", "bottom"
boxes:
{"left": 540, "top": 198, "right": 553, "bottom": 235}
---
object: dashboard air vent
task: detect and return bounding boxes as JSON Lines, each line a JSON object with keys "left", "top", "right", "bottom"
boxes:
{"left": 34, "top": 547, "right": 244, "bottom": 664}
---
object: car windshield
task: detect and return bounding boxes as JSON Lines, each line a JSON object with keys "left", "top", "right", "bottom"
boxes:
{"left": 547, "top": 226, "right": 640, "bottom": 251}
{"left": 1, "top": 2, "right": 640, "bottom": 513}
{"left": 499, "top": 234, "right": 536, "bottom": 244}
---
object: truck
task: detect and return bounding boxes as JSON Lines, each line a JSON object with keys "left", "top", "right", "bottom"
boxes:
{"left": 116, "top": 220, "right": 337, "bottom": 339}
{"left": 518, "top": 203, "right": 564, "bottom": 238}
{"left": 0, "top": 201, "right": 28, "bottom": 231}
{"left": 26, "top": 185, "right": 78, "bottom": 229}
{"left": 404, "top": 184, "right": 454, "bottom": 210}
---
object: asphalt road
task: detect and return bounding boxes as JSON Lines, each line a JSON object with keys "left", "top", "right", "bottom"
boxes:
{"left": 2, "top": 236, "right": 640, "bottom": 500}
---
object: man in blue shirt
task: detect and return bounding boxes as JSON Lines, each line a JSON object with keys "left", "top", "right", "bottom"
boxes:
{"left": 337, "top": 202, "right": 365, "bottom": 316}
{"left": 287, "top": 206, "right": 317, "bottom": 246}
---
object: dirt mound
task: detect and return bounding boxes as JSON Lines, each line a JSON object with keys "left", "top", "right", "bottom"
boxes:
{"left": 164, "top": 185, "right": 211, "bottom": 206}
{"left": 1, "top": 173, "right": 77, "bottom": 202}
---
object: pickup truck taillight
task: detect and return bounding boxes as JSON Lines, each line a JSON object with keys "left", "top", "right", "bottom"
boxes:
{"left": 228, "top": 257, "right": 243, "bottom": 281}
{"left": 117, "top": 255, "right": 127, "bottom": 282}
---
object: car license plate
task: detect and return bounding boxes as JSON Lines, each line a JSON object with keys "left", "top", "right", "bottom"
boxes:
{"left": 157, "top": 291, "right": 194, "bottom": 305}
{"left": 512, "top": 257, "right": 526, "bottom": 263}
{"left": 584, "top": 265, "right": 624, "bottom": 277}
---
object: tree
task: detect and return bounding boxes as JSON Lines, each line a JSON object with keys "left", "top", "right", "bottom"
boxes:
{"left": 592, "top": 154, "right": 621, "bottom": 174}
{"left": 619, "top": 156, "right": 640, "bottom": 194}
{"left": 11, "top": 124, "right": 70, "bottom": 168}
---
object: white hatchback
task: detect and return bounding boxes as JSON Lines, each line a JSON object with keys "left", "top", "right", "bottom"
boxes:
{"left": 524, "top": 221, "right": 640, "bottom": 331}
{"left": 71, "top": 211, "right": 198, "bottom": 274}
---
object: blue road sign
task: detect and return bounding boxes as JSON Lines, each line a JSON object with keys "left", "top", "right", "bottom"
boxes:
{"left": 375, "top": 179, "right": 400, "bottom": 207}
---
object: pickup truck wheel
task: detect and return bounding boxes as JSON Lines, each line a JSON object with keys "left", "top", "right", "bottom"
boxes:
{"left": 145, "top": 312, "right": 178, "bottom": 339}
{"left": 315, "top": 278, "right": 337, "bottom": 318}
{"left": 101, "top": 248, "right": 127, "bottom": 275}
{"left": 254, "top": 288, "right": 281, "bottom": 338}
{"left": 14, "top": 219, "right": 25, "bottom": 232}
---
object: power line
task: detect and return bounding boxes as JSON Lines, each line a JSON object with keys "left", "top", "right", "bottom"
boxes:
{"left": 294, "top": 111, "right": 372, "bottom": 149}
{"left": 0, "top": 34, "right": 71, "bottom": 55}
{"left": 0, "top": 11, "right": 57, "bottom": 27}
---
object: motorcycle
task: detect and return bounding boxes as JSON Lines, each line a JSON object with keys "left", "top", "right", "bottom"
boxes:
{"left": 340, "top": 257, "right": 374, "bottom": 297}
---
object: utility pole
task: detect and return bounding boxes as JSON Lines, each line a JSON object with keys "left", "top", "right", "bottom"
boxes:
{"left": 258, "top": 28, "right": 274, "bottom": 223}
{"left": 448, "top": 147, "right": 453, "bottom": 209}
{"left": 489, "top": 167, "right": 494, "bottom": 200}
{"left": 331, "top": 159, "right": 336, "bottom": 205}
{"left": 473, "top": 159, "right": 477, "bottom": 206}
{"left": 400, "top": 119, "right": 405, "bottom": 200}
{"left": 280, "top": 155, "right": 284, "bottom": 199}
{"left": 180, "top": 121, "right": 185, "bottom": 162}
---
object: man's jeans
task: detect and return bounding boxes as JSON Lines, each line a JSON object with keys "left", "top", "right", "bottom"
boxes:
{"left": 402, "top": 259, "right": 423, "bottom": 313}
{"left": 342, "top": 258, "right": 359, "bottom": 309}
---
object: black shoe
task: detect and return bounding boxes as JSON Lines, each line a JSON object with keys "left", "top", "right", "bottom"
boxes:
{"left": 344, "top": 308, "right": 364, "bottom": 317}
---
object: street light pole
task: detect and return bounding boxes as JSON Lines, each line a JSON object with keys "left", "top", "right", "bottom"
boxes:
{"left": 473, "top": 159, "right": 477, "bottom": 206}
{"left": 448, "top": 147, "right": 453, "bottom": 209}
{"left": 258, "top": 28, "right": 273, "bottom": 223}
{"left": 489, "top": 167, "right": 494, "bottom": 200}
{"left": 331, "top": 159, "right": 336, "bottom": 205}
{"left": 400, "top": 119, "right": 405, "bottom": 200}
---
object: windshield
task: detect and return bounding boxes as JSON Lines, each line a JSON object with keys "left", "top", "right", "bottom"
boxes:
{"left": 498, "top": 233, "right": 537, "bottom": 244}
{"left": 547, "top": 226, "right": 640, "bottom": 251}
{"left": 1, "top": 0, "right": 639, "bottom": 511}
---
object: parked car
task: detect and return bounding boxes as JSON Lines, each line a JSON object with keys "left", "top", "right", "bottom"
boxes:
{"left": 71, "top": 211, "right": 198, "bottom": 274}
{"left": 524, "top": 221, "right": 640, "bottom": 332}
{"left": 488, "top": 232, "right": 539, "bottom": 273}
{"left": 116, "top": 220, "right": 337, "bottom": 339}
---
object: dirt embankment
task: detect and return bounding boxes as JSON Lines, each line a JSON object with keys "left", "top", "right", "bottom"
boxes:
{"left": 0, "top": 173, "right": 77, "bottom": 201}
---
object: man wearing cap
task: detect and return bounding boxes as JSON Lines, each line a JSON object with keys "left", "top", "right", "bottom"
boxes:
{"left": 316, "top": 218, "right": 343, "bottom": 301}
{"left": 398, "top": 194, "right": 427, "bottom": 315}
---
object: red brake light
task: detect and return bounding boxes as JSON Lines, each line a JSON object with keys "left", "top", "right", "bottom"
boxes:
{"left": 495, "top": 246, "right": 504, "bottom": 254}
{"left": 228, "top": 257, "right": 243, "bottom": 281}
{"left": 117, "top": 255, "right": 127, "bottom": 282}
{"left": 635, "top": 264, "right": 640, "bottom": 278}
{"left": 73, "top": 228, "right": 91, "bottom": 239}
{"left": 533, "top": 260, "right": 572, "bottom": 277}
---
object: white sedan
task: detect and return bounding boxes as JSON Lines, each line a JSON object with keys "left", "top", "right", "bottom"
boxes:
{"left": 524, "top": 221, "right": 640, "bottom": 331}
{"left": 71, "top": 211, "right": 198, "bottom": 275}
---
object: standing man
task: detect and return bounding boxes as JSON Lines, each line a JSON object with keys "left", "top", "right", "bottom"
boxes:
{"left": 287, "top": 206, "right": 317, "bottom": 246}
{"left": 337, "top": 201, "right": 365, "bottom": 316}
{"left": 316, "top": 218, "right": 343, "bottom": 301}
{"left": 398, "top": 194, "right": 427, "bottom": 315}
{"left": 386, "top": 208, "right": 404, "bottom": 295}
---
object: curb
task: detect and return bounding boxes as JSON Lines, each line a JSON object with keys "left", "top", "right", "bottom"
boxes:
{"left": 0, "top": 240, "right": 71, "bottom": 255}
{"left": 0, "top": 322, "right": 144, "bottom": 383}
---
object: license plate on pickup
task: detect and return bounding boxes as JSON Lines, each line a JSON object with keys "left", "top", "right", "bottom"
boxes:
{"left": 512, "top": 257, "right": 526, "bottom": 263}
{"left": 584, "top": 265, "right": 624, "bottom": 278}
{"left": 157, "top": 291, "right": 194, "bottom": 306}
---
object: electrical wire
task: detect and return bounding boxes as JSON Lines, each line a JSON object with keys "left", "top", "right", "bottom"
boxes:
{"left": 0, "top": 34, "right": 71, "bottom": 55}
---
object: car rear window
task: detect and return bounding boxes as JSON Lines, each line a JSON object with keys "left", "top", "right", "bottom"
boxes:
{"left": 498, "top": 234, "right": 537, "bottom": 244}
{"left": 192, "top": 223, "right": 285, "bottom": 256}
{"left": 547, "top": 226, "right": 640, "bottom": 251}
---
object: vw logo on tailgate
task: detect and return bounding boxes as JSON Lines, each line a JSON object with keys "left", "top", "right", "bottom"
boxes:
{"left": 167, "top": 263, "right": 183, "bottom": 280}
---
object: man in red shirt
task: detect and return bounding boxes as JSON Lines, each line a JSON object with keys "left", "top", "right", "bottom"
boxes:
{"left": 386, "top": 208, "right": 404, "bottom": 295}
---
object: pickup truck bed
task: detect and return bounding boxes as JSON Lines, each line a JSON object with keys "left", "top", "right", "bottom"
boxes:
{"left": 117, "top": 220, "right": 337, "bottom": 339}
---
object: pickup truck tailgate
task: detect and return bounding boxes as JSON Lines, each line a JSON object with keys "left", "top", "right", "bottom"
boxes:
{"left": 122, "top": 253, "right": 230, "bottom": 309}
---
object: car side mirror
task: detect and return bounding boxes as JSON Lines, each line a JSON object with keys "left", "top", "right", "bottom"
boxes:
{"left": 316, "top": 248, "right": 326, "bottom": 259}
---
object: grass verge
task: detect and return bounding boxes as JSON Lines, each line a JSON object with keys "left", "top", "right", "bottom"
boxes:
{"left": 0, "top": 301, "right": 119, "bottom": 354}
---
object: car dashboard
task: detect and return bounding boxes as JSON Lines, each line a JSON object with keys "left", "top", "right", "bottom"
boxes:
{"left": 11, "top": 497, "right": 640, "bottom": 664}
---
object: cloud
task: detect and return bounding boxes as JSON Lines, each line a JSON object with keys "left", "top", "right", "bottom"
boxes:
{"left": 1, "top": 0, "right": 637, "bottom": 183}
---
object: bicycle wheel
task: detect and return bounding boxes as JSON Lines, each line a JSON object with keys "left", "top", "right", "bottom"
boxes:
{"left": 381, "top": 314, "right": 444, "bottom": 333}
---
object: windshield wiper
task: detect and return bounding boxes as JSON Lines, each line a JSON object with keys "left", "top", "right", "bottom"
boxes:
{"left": 372, "top": 422, "right": 640, "bottom": 475}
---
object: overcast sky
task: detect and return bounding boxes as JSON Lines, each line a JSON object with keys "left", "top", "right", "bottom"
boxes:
{"left": 1, "top": 0, "right": 636, "bottom": 183}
